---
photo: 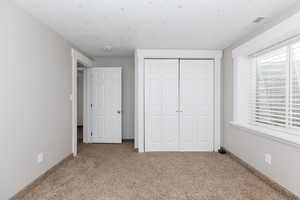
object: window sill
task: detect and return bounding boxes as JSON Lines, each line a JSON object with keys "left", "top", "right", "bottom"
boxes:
{"left": 229, "top": 121, "right": 300, "bottom": 149}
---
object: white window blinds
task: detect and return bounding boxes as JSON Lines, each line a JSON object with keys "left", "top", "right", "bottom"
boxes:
{"left": 250, "top": 42, "right": 300, "bottom": 133}
{"left": 291, "top": 43, "right": 300, "bottom": 128}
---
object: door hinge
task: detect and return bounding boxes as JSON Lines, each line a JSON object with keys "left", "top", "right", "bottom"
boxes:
{"left": 91, "top": 104, "right": 93, "bottom": 109}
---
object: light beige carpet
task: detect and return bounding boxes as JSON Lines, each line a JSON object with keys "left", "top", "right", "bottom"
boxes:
{"left": 15, "top": 141, "right": 293, "bottom": 200}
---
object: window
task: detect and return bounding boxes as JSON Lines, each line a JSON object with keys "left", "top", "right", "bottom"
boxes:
{"left": 250, "top": 41, "right": 300, "bottom": 133}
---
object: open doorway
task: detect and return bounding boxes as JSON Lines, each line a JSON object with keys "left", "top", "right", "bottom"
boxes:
{"left": 77, "top": 63, "right": 85, "bottom": 145}
{"left": 71, "top": 49, "right": 93, "bottom": 156}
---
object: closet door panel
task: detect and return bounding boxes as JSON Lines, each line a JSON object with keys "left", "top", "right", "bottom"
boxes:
{"left": 180, "top": 60, "right": 214, "bottom": 151}
{"left": 145, "top": 59, "right": 179, "bottom": 151}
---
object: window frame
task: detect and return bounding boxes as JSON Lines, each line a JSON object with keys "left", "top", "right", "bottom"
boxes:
{"left": 231, "top": 12, "right": 300, "bottom": 146}
{"left": 249, "top": 41, "right": 300, "bottom": 136}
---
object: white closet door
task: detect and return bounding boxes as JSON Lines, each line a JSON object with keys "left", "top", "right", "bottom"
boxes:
{"left": 145, "top": 59, "right": 179, "bottom": 151}
{"left": 90, "top": 68, "right": 122, "bottom": 143}
{"left": 179, "top": 60, "right": 214, "bottom": 151}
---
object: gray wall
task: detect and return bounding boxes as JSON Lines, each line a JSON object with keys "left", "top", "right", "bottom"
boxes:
{"left": 223, "top": 5, "right": 300, "bottom": 197}
{"left": 0, "top": 1, "right": 73, "bottom": 199}
{"left": 93, "top": 56, "right": 134, "bottom": 139}
{"left": 77, "top": 71, "right": 84, "bottom": 125}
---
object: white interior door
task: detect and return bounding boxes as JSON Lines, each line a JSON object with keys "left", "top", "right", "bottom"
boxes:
{"left": 179, "top": 60, "right": 214, "bottom": 151}
{"left": 145, "top": 59, "right": 179, "bottom": 151}
{"left": 90, "top": 68, "right": 122, "bottom": 143}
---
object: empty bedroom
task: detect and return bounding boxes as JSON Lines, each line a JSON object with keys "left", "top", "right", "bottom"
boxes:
{"left": 1, "top": 0, "right": 300, "bottom": 200}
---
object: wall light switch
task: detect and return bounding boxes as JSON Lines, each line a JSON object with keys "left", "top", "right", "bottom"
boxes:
{"left": 265, "top": 153, "right": 271, "bottom": 165}
{"left": 37, "top": 152, "right": 44, "bottom": 163}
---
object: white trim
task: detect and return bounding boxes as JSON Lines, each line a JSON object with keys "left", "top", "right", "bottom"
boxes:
{"left": 214, "top": 58, "right": 221, "bottom": 150}
{"left": 72, "top": 49, "right": 93, "bottom": 67}
{"left": 136, "top": 49, "right": 223, "bottom": 59}
{"left": 71, "top": 49, "right": 93, "bottom": 157}
{"left": 135, "top": 49, "right": 223, "bottom": 152}
{"left": 134, "top": 53, "right": 139, "bottom": 149}
{"left": 229, "top": 121, "right": 300, "bottom": 149}
{"left": 93, "top": 66, "right": 123, "bottom": 68}
{"left": 83, "top": 69, "right": 89, "bottom": 144}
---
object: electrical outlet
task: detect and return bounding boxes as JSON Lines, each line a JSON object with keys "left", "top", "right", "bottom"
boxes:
{"left": 265, "top": 153, "right": 272, "bottom": 165}
{"left": 37, "top": 152, "right": 44, "bottom": 163}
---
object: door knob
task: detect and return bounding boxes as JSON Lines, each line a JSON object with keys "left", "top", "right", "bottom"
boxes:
{"left": 117, "top": 110, "right": 121, "bottom": 114}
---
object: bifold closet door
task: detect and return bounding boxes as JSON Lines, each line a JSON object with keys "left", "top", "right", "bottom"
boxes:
{"left": 179, "top": 60, "right": 214, "bottom": 151}
{"left": 145, "top": 59, "right": 179, "bottom": 151}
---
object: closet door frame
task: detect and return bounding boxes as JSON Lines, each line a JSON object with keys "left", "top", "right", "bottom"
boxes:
{"left": 135, "top": 49, "right": 223, "bottom": 152}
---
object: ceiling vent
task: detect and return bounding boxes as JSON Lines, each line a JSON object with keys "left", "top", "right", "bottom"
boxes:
{"left": 253, "top": 17, "right": 265, "bottom": 23}
{"left": 104, "top": 45, "right": 113, "bottom": 52}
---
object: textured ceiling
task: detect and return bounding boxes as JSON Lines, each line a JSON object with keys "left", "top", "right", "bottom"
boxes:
{"left": 13, "top": 0, "right": 299, "bottom": 56}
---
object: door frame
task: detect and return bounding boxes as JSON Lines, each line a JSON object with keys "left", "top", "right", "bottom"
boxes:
{"left": 71, "top": 49, "right": 93, "bottom": 157}
{"left": 134, "top": 49, "right": 223, "bottom": 152}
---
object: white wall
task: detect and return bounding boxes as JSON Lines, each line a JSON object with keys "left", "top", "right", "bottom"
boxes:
{"left": 223, "top": 5, "right": 300, "bottom": 197}
{"left": 93, "top": 56, "right": 134, "bottom": 139}
{"left": 0, "top": 1, "right": 73, "bottom": 199}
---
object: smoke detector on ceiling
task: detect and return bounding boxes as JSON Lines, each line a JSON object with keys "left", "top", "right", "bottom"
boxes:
{"left": 253, "top": 17, "right": 265, "bottom": 23}
{"left": 104, "top": 45, "right": 113, "bottom": 52}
